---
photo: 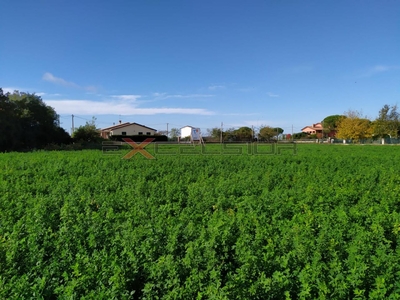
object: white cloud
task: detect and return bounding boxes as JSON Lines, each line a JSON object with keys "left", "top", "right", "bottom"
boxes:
{"left": 1, "top": 87, "right": 48, "bottom": 96}
{"left": 360, "top": 65, "right": 400, "bottom": 77}
{"left": 267, "top": 92, "right": 279, "bottom": 98}
{"left": 43, "top": 72, "right": 79, "bottom": 88}
{"left": 152, "top": 93, "right": 214, "bottom": 100}
{"left": 44, "top": 99, "right": 215, "bottom": 115}
{"left": 221, "top": 113, "right": 258, "bottom": 116}
{"left": 153, "top": 92, "right": 167, "bottom": 97}
{"left": 208, "top": 85, "right": 225, "bottom": 91}
{"left": 42, "top": 72, "right": 98, "bottom": 92}
{"left": 111, "top": 94, "right": 141, "bottom": 102}
{"left": 2, "top": 87, "right": 21, "bottom": 94}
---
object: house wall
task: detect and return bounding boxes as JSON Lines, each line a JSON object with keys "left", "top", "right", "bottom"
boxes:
{"left": 181, "top": 126, "right": 201, "bottom": 139}
{"left": 112, "top": 124, "right": 156, "bottom": 135}
{"left": 302, "top": 127, "right": 315, "bottom": 134}
{"left": 100, "top": 131, "right": 109, "bottom": 139}
{"left": 181, "top": 127, "right": 193, "bottom": 138}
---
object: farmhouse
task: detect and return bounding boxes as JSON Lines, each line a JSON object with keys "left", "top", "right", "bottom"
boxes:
{"left": 301, "top": 122, "right": 336, "bottom": 138}
{"left": 100, "top": 122, "right": 157, "bottom": 139}
{"left": 301, "top": 122, "right": 324, "bottom": 138}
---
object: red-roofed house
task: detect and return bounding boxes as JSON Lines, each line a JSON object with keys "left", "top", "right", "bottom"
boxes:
{"left": 301, "top": 122, "right": 324, "bottom": 138}
{"left": 100, "top": 122, "right": 157, "bottom": 139}
{"left": 301, "top": 122, "right": 336, "bottom": 138}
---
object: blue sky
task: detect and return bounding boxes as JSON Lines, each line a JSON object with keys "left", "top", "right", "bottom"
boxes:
{"left": 1, "top": 0, "right": 399, "bottom": 136}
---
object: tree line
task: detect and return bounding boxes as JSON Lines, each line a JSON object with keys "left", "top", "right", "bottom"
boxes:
{"left": 2, "top": 88, "right": 399, "bottom": 151}
{"left": 324, "top": 105, "right": 400, "bottom": 143}
{"left": 205, "top": 126, "right": 285, "bottom": 142}
{"left": 194, "top": 104, "right": 400, "bottom": 143}
{"left": 0, "top": 89, "right": 71, "bottom": 152}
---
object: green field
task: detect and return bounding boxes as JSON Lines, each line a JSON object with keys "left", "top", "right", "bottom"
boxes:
{"left": 1, "top": 144, "right": 400, "bottom": 299}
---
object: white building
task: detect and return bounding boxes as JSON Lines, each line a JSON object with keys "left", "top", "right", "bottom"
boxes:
{"left": 180, "top": 126, "right": 201, "bottom": 140}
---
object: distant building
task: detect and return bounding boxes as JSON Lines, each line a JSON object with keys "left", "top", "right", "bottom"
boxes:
{"left": 180, "top": 125, "right": 204, "bottom": 144}
{"left": 301, "top": 122, "right": 336, "bottom": 138}
{"left": 301, "top": 122, "right": 324, "bottom": 138}
{"left": 100, "top": 122, "right": 157, "bottom": 139}
{"left": 180, "top": 125, "right": 201, "bottom": 140}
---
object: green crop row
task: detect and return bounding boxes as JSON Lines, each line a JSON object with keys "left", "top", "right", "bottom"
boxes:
{"left": 1, "top": 145, "right": 400, "bottom": 299}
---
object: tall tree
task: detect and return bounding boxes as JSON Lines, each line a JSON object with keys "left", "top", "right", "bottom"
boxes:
{"left": 322, "top": 115, "right": 343, "bottom": 136}
{"left": 0, "top": 89, "right": 20, "bottom": 151}
{"left": 207, "top": 127, "right": 222, "bottom": 140}
{"left": 222, "top": 128, "right": 236, "bottom": 142}
{"left": 258, "top": 126, "right": 276, "bottom": 141}
{"left": 373, "top": 104, "right": 400, "bottom": 138}
{"left": 73, "top": 117, "right": 101, "bottom": 142}
{"left": 1, "top": 90, "right": 71, "bottom": 151}
{"left": 169, "top": 128, "right": 180, "bottom": 141}
{"left": 336, "top": 110, "right": 373, "bottom": 143}
{"left": 272, "top": 127, "right": 284, "bottom": 139}
{"left": 234, "top": 126, "right": 253, "bottom": 141}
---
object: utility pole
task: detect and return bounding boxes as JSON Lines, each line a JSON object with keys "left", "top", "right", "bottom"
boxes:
{"left": 220, "top": 122, "right": 223, "bottom": 143}
{"left": 71, "top": 114, "right": 75, "bottom": 135}
{"left": 167, "top": 123, "right": 169, "bottom": 138}
{"left": 292, "top": 124, "right": 294, "bottom": 140}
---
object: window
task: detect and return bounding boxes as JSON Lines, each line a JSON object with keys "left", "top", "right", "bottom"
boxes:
{"left": 146, "top": 132, "right": 151, "bottom": 135}
{"left": 138, "top": 132, "right": 143, "bottom": 135}
{"left": 121, "top": 132, "right": 127, "bottom": 135}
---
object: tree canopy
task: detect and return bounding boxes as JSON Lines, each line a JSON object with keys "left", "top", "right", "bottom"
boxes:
{"left": 336, "top": 110, "right": 373, "bottom": 142}
{"left": 169, "top": 128, "right": 180, "bottom": 141}
{"left": 373, "top": 104, "right": 400, "bottom": 138}
{"left": 0, "top": 89, "right": 71, "bottom": 151}
{"left": 322, "top": 115, "right": 344, "bottom": 131}
{"left": 258, "top": 126, "right": 276, "bottom": 141}
{"left": 72, "top": 117, "right": 102, "bottom": 143}
{"left": 234, "top": 127, "right": 253, "bottom": 141}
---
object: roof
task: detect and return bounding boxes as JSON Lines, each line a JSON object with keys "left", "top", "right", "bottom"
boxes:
{"left": 180, "top": 125, "right": 199, "bottom": 129}
{"left": 101, "top": 122, "right": 131, "bottom": 131}
{"left": 101, "top": 122, "right": 157, "bottom": 132}
{"left": 301, "top": 122, "right": 324, "bottom": 131}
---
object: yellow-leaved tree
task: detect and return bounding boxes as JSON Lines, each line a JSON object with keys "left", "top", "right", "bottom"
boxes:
{"left": 336, "top": 110, "right": 373, "bottom": 143}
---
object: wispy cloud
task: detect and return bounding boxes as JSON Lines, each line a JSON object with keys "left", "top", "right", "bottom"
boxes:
{"left": 359, "top": 65, "right": 400, "bottom": 78}
{"left": 153, "top": 92, "right": 166, "bottom": 97}
{"left": 44, "top": 99, "right": 215, "bottom": 116}
{"left": 2, "top": 87, "right": 22, "bottom": 94}
{"left": 42, "top": 72, "right": 98, "bottom": 92}
{"left": 208, "top": 85, "right": 225, "bottom": 91}
{"left": 237, "top": 87, "right": 255, "bottom": 92}
{"left": 152, "top": 93, "right": 214, "bottom": 100}
{"left": 43, "top": 72, "right": 79, "bottom": 88}
{"left": 267, "top": 92, "right": 279, "bottom": 98}
{"left": 221, "top": 113, "right": 259, "bottom": 116}
{"left": 1, "top": 87, "right": 49, "bottom": 96}
{"left": 111, "top": 94, "right": 141, "bottom": 102}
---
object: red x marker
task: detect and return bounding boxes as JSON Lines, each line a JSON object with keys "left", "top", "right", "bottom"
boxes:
{"left": 122, "top": 138, "right": 156, "bottom": 159}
